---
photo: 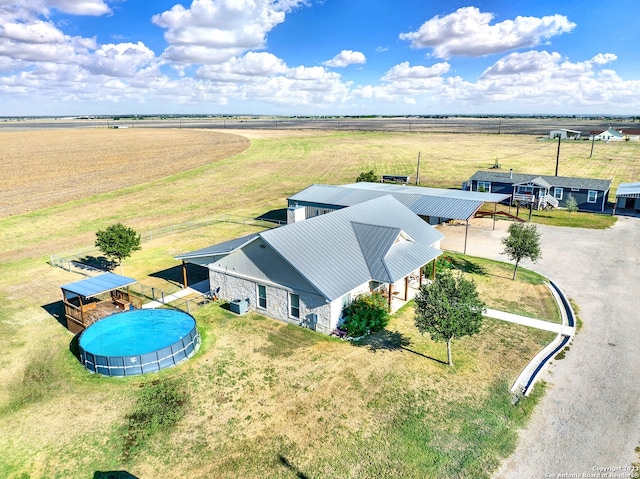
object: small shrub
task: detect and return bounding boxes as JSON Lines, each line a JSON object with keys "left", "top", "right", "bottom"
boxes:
{"left": 121, "top": 378, "right": 189, "bottom": 462}
{"left": 356, "top": 170, "right": 378, "bottom": 183}
{"left": 341, "top": 293, "right": 389, "bottom": 337}
{"left": 436, "top": 255, "right": 454, "bottom": 273}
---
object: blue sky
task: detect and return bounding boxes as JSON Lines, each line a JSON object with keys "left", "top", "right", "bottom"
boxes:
{"left": 1, "top": 0, "right": 639, "bottom": 116}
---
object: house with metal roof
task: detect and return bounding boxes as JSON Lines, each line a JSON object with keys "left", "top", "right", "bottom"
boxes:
{"left": 467, "top": 170, "right": 611, "bottom": 212}
{"left": 287, "top": 182, "right": 510, "bottom": 225}
{"left": 614, "top": 182, "right": 640, "bottom": 212}
{"left": 176, "top": 196, "right": 444, "bottom": 334}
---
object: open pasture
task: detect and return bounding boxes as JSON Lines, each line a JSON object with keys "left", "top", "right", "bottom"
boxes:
{"left": 0, "top": 128, "right": 249, "bottom": 217}
{"left": 0, "top": 127, "right": 634, "bottom": 478}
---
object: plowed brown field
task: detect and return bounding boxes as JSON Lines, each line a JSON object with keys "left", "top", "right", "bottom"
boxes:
{"left": 0, "top": 128, "right": 249, "bottom": 217}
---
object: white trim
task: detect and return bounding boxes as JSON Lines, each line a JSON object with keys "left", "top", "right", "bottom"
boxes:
{"left": 477, "top": 181, "right": 491, "bottom": 193}
{"left": 587, "top": 190, "right": 598, "bottom": 203}
{"left": 289, "top": 292, "right": 300, "bottom": 319}
{"left": 554, "top": 187, "right": 563, "bottom": 200}
{"left": 257, "top": 284, "right": 267, "bottom": 309}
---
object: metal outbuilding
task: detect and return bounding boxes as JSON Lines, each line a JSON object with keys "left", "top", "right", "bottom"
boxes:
{"left": 550, "top": 129, "right": 581, "bottom": 140}
{"left": 614, "top": 182, "right": 640, "bottom": 212}
{"left": 287, "top": 182, "right": 510, "bottom": 253}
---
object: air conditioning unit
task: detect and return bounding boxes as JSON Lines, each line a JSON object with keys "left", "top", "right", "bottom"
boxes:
{"left": 229, "top": 299, "right": 248, "bottom": 315}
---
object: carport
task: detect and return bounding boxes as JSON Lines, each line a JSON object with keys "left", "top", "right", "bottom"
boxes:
{"left": 614, "top": 182, "right": 640, "bottom": 213}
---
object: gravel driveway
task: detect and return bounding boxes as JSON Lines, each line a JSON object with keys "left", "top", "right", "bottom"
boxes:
{"left": 439, "top": 216, "right": 640, "bottom": 478}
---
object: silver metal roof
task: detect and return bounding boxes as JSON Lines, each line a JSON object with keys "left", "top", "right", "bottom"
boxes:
{"left": 61, "top": 272, "right": 136, "bottom": 298}
{"left": 260, "top": 195, "right": 443, "bottom": 300}
{"left": 175, "top": 233, "right": 259, "bottom": 260}
{"left": 196, "top": 196, "right": 443, "bottom": 301}
{"left": 616, "top": 182, "right": 640, "bottom": 198}
{"left": 342, "top": 182, "right": 509, "bottom": 202}
{"left": 288, "top": 182, "right": 509, "bottom": 221}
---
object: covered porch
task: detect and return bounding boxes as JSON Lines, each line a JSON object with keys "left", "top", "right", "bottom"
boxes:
{"left": 512, "top": 177, "right": 559, "bottom": 210}
{"left": 61, "top": 272, "right": 142, "bottom": 333}
{"left": 377, "top": 260, "right": 437, "bottom": 313}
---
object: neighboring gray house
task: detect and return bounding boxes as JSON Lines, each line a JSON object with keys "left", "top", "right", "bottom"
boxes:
{"left": 287, "top": 182, "right": 510, "bottom": 226}
{"left": 176, "top": 196, "right": 443, "bottom": 334}
{"left": 467, "top": 170, "right": 611, "bottom": 212}
{"left": 615, "top": 182, "right": 640, "bottom": 212}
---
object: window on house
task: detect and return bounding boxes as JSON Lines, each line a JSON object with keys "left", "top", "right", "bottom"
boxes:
{"left": 477, "top": 181, "right": 491, "bottom": 192}
{"left": 516, "top": 185, "right": 534, "bottom": 195}
{"left": 587, "top": 190, "right": 598, "bottom": 203}
{"left": 554, "top": 187, "right": 563, "bottom": 200}
{"left": 290, "top": 293, "right": 300, "bottom": 319}
{"left": 258, "top": 285, "right": 267, "bottom": 309}
{"left": 340, "top": 293, "right": 351, "bottom": 317}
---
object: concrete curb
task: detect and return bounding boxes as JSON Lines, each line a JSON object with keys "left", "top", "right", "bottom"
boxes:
{"left": 510, "top": 281, "right": 576, "bottom": 396}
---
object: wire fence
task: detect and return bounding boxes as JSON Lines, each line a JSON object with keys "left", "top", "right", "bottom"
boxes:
{"left": 50, "top": 213, "right": 282, "bottom": 270}
{"left": 49, "top": 214, "right": 277, "bottom": 313}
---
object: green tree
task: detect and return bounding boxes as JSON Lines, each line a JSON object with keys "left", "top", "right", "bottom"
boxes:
{"left": 501, "top": 222, "right": 541, "bottom": 280}
{"left": 565, "top": 193, "right": 578, "bottom": 219}
{"left": 95, "top": 223, "right": 141, "bottom": 274}
{"left": 341, "top": 292, "right": 389, "bottom": 337}
{"left": 356, "top": 170, "right": 378, "bottom": 183}
{"left": 414, "top": 270, "right": 485, "bottom": 366}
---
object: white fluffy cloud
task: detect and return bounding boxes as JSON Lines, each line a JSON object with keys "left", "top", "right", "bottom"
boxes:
{"left": 198, "top": 52, "right": 288, "bottom": 81}
{"left": 400, "top": 6, "right": 575, "bottom": 59}
{"left": 323, "top": 50, "right": 366, "bottom": 68}
{"left": 85, "top": 42, "right": 157, "bottom": 77}
{"left": 47, "top": 0, "right": 111, "bottom": 16}
{"left": 382, "top": 61, "right": 450, "bottom": 81}
{"left": 153, "top": 0, "right": 308, "bottom": 64}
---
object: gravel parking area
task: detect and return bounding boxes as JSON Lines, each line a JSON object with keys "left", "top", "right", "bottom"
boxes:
{"left": 439, "top": 216, "right": 640, "bottom": 477}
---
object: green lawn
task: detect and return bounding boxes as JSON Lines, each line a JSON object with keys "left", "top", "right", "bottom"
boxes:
{"left": 482, "top": 203, "right": 618, "bottom": 229}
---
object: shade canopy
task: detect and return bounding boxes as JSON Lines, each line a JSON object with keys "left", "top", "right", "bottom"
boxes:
{"left": 61, "top": 272, "right": 136, "bottom": 299}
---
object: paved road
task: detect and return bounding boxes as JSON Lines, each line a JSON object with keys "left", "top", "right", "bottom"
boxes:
{"left": 440, "top": 217, "right": 640, "bottom": 477}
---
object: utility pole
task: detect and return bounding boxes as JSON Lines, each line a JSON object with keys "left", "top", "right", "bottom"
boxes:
{"left": 555, "top": 135, "right": 561, "bottom": 176}
{"left": 590, "top": 134, "right": 595, "bottom": 158}
{"left": 415, "top": 151, "right": 421, "bottom": 185}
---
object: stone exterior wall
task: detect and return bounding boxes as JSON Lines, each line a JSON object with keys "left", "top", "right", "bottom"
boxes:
{"left": 210, "top": 270, "right": 333, "bottom": 333}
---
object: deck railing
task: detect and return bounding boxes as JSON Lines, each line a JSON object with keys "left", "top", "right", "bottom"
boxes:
{"left": 513, "top": 193, "right": 559, "bottom": 209}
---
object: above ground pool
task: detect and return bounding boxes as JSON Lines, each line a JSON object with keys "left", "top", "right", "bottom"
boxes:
{"left": 78, "top": 309, "right": 200, "bottom": 376}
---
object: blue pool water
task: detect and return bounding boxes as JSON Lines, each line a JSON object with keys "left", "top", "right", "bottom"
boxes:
{"left": 78, "top": 309, "right": 200, "bottom": 376}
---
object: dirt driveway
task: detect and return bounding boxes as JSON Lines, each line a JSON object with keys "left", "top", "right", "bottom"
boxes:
{"left": 439, "top": 216, "right": 640, "bottom": 477}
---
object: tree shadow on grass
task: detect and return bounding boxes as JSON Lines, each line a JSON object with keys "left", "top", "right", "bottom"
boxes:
{"left": 76, "top": 255, "right": 117, "bottom": 271}
{"left": 449, "top": 256, "right": 488, "bottom": 276}
{"left": 278, "top": 455, "right": 310, "bottom": 479}
{"left": 93, "top": 472, "right": 139, "bottom": 479}
{"left": 357, "top": 330, "right": 448, "bottom": 365}
{"left": 450, "top": 255, "right": 515, "bottom": 281}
